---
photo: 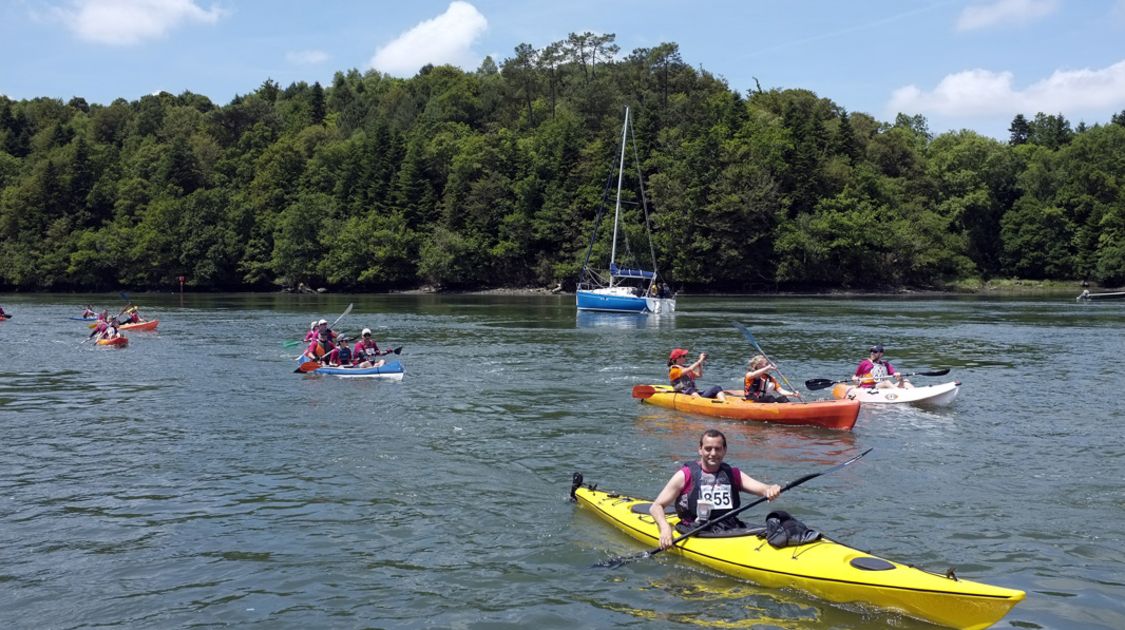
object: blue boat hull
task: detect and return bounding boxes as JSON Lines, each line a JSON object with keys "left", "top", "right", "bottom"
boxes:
{"left": 576, "top": 290, "right": 649, "bottom": 313}
{"left": 295, "top": 358, "right": 405, "bottom": 379}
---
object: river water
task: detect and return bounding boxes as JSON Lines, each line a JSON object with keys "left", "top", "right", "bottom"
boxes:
{"left": 1, "top": 293, "right": 1122, "bottom": 629}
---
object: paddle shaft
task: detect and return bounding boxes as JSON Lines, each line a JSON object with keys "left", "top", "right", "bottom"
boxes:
{"left": 732, "top": 322, "right": 803, "bottom": 401}
{"left": 599, "top": 448, "right": 873, "bottom": 568}
{"left": 805, "top": 368, "right": 950, "bottom": 391}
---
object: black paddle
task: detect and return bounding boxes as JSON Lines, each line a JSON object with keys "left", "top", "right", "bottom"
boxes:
{"left": 594, "top": 448, "right": 873, "bottom": 569}
{"left": 805, "top": 369, "right": 951, "bottom": 391}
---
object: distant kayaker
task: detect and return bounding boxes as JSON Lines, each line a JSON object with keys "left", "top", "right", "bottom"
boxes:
{"left": 325, "top": 336, "right": 353, "bottom": 366}
{"left": 744, "top": 355, "right": 796, "bottom": 403}
{"left": 90, "top": 320, "right": 120, "bottom": 341}
{"left": 668, "top": 348, "right": 726, "bottom": 402}
{"left": 649, "top": 429, "right": 781, "bottom": 549}
{"left": 854, "top": 345, "right": 911, "bottom": 389}
{"left": 303, "top": 321, "right": 318, "bottom": 343}
{"left": 81, "top": 305, "right": 96, "bottom": 318}
{"left": 353, "top": 328, "right": 388, "bottom": 368}
{"left": 302, "top": 319, "right": 337, "bottom": 361}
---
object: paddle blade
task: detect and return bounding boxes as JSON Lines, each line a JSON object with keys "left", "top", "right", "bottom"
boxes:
{"left": 918, "top": 368, "right": 950, "bottom": 377}
{"left": 281, "top": 340, "right": 302, "bottom": 348}
{"left": 804, "top": 378, "right": 837, "bottom": 391}
{"left": 391, "top": 346, "right": 403, "bottom": 354}
{"left": 631, "top": 385, "right": 657, "bottom": 399}
{"left": 295, "top": 360, "right": 321, "bottom": 373}
{"left": 594, "top": 551, "right": 652, "bottom": 569}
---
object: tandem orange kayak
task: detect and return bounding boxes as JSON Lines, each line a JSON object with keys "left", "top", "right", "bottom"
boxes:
{"left": 119, "top": 319, "right": 158, "bottom": 332}
{"left": 633, "top": 384, "right": 860, "bottom": 430}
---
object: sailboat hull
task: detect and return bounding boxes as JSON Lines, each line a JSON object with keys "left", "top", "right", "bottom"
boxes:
{"left": 576, "top": 289, "right": 675, "bottom": 313}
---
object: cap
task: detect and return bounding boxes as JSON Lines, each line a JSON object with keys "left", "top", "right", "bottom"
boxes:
{"left": 869, "top": 344, "right": 885, "bottom": 353}
{"left": 669, "top": 348, "right": 690, "bottom": 361}
{"left": 337, "top": 335, "right": 349, "bottom": 343}
{"left": 362, "top": 328, "right": 372, "bottom": 336}
{"left": 318, "top": 319, "right": 328, "bottom": 325}
{"left": 310, "top": 320, "right": 317, "bottom": 329}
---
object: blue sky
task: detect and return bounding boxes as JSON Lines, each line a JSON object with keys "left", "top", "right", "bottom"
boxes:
{"left": 2, "top": 0, "right": 1124, "bottom": 139}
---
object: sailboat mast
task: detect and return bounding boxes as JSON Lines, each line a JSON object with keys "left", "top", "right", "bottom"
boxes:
{"left": 609, "top": 107, "right": 629, "bottom": 287}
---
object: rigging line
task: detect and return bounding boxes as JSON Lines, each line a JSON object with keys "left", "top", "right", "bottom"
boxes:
{"left": 628, "top": 105, "right": 660, "bottom": 283}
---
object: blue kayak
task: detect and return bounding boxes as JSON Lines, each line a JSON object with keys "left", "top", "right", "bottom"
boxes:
{"left": 297, "top": 359, "right": 405, "bottom": 380}
{"left": 69, "top": 316, "right": 97, "bottom": 321}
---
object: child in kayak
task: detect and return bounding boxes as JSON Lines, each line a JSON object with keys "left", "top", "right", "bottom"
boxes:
{"left": 744, "top": 355, "right": 797, "bottom": 403}
{"left": 668, "top": 348, "right": 725, "bottom": 402}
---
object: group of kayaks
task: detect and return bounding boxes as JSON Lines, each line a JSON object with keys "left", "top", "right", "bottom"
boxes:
{"left": 570, "top": 325, "right": 1022, "bottom": 628}
{"left": 74, "top": 308, "right": 160, "bottom": 348}
{"left": 634, "top": 378, "right": 961, "bottom": 430}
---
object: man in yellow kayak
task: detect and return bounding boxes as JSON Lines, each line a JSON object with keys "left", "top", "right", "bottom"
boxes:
{"left": 649, "top": 429, "right": 781, "bottom": 549}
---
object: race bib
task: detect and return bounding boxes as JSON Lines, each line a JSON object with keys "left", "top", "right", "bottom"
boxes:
{"left": 700, "top": 483, "right": 734, "bottom": 509}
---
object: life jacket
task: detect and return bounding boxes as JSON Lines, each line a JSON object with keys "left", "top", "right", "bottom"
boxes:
{"left": 337, "top": 345, "right": 352, "bottom": 364}
{"left": 354, "top": 340, "right": 379, "bottom": 361}
{"left": 675, "top": 462, "right": 742, "bottom": 527}
{"left": 669, "top": 365, "right": 696, "bottom": 393}
{"left": 317, "top": 332, "right": 336, "bottom": 355}
{"left": 859, "top": 359, "right": 890, "bottom": 386}
{"left": 744, "top": 373, "right": 780, "bottom": 400}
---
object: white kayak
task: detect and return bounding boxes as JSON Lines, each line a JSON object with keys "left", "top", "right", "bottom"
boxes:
{"left": 831, "top": 381, "right": 960, "bottom": 407}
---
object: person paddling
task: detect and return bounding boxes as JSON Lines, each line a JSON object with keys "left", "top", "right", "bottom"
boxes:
{"left": 301, "top": 319, "right": 337, "bottom": 362}
{"left": 649, "top": 429, "right": 780, "bottom": 549}
{"left": 353, "top": 328, "right": 389, "bottom": 368}
{"left": 81, "top": 305, "right": 96, "bottom": 318}
{"left": 854, "top": 345, "right": 911, "bottom": 389}
{"left": 744, "top": 355, "right": 797, "bottom": 403}
{"left": 668, "top": 348, "right": 725, "bottom": 402}
{"left": 325, "top": 336, "right": 354, "bottom": 366}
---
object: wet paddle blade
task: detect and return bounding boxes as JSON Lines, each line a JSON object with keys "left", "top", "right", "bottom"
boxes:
{"left": 805, "top": 378, "right": 839, "bottom": 391}
{"left": 294, "top": 360, "right": 321, "bottom": 373}
{"left": 631, "top": 385, "right": 657, "bottom": 399}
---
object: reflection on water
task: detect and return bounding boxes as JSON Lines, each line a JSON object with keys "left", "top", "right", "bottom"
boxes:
{"left": 576, "top": 310, "right": 675, "bottom": 330}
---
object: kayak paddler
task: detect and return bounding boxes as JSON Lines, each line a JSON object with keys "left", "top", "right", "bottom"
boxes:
{"left": 668, "top": 348, "right": 725, "bottom": 402}
{"left": 854, "top": 344, "right": 913, "bottom": 389}
{"left": 649, "top": 429, "right": 780, "bottom": 550}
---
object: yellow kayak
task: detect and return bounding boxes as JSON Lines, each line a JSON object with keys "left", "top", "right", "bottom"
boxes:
{"left": 571, "top": 477, "right": 1024, "bottom": 629}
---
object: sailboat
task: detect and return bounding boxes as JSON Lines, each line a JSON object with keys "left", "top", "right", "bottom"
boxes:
{"left": 576, "top": 107, "right": 675, "bottom": 314}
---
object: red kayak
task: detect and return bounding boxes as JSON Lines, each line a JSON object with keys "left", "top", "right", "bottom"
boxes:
{"left": 119, "top": 319, "right": 158, "bottom": 332}
{"left": 96, "top": 336, "right": 129, "bottom": 347}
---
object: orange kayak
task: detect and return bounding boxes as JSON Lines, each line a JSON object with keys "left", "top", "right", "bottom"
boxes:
{"left": 119, "top": 319, "right": 158, "bottom": 332}
{"left": 96, "top": 336, "right": 129, "bottom": 347}
{"left": 634, "top": 384, "right": 860, "bottom": 430}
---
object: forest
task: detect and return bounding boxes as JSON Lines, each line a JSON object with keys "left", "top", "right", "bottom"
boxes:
{"left": 1, "top": 33, "right": 1123, "bottom": 292}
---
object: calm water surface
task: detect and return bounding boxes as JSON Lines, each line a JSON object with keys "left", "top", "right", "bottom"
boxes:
{"left": 1, "top": 293, "right": 1123, "bottom": 629}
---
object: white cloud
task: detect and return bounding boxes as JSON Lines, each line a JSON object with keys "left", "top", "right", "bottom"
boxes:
{"left": 889, "top": 60, "right": 1125, "bottom": 117}
{"left": 50, "top": 0, "right": 224, "bottom": 46}
{"left": 368, "top": 1, "right": 487, "bottom": 76}
{"left": 286, "top": 50, "right": 330, "bottom": 65}
{"left": 956, "top": 0, "right": 1057, "bottom": 31}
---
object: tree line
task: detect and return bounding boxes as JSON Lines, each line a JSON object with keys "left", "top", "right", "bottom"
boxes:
{"left": 1, "top": 34, "right": 1123, "bottom": 292}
